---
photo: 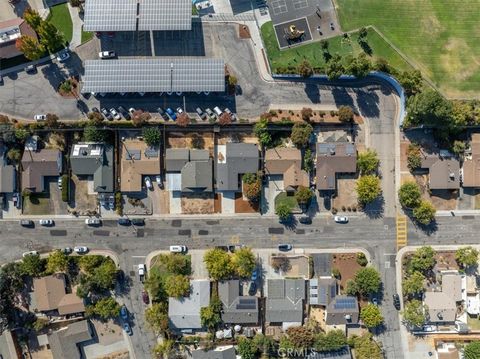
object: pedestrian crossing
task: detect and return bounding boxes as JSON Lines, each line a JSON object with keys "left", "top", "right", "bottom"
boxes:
{"left": 396, "top": 214, "right": 407, "bottom": 250}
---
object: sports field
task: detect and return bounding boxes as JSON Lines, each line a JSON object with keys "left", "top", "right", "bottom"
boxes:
{"left": 335, "top": 0, "right": 480, "bottom": 98}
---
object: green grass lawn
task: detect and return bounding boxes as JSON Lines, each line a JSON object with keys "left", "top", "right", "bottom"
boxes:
{"left": 81, "top": 27, "right": 94, "bottom": 44}
{"left": 261, "top": 22, "right": 412, "bottom": 75}
{"left": 335, "top": 0, "right": 480, "bottom": 98}
{"left": 275, "top": 192, "right": 301, "bottom": 212}
{"left": 48, "top": 3, "right": 73, "bottom": 43}
{"left": 23, "top": 194, "right": 51, "bottom": 215}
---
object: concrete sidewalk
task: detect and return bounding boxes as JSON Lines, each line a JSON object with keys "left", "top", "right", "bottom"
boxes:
{"left": 67, "top": 3, "right": 82, "bottom": 49}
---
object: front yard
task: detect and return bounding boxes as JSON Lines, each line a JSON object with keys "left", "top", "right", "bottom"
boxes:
{"left": 48, "top": 3, "right": 72, "bottom": 43}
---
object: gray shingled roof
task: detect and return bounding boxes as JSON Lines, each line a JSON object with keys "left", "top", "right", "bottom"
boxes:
{"left": 181, "top": 159, "right": 213, "bottom": 192}
{"left": 309, "top": 277, "right": 337, "bottom": 306}
{"left": 165, "top": 148, "right": 190, "bottom": 172}
{"left": 325, "top": 296, "right": 359, "bottom": 325}
{"left": 217, "top": 143, "right": 259, "bottom": 191}
{"left": 192, "top": 346, "right": 236, "bottom": 359}
{"left": 48, "top": 320, "right": 92, "bottom": 359}
{"left": 70, "top": 143, "right": 113, "bottom": 193}
{"left": 218, "top": 280, "right": 259, "bottom": 324}
{"left": 266, "top": 279, "right": 305, "bottom": 323}
{"left": 316, "top": 142, "right": 356, "bottom": 191}
{"left": 312, "top": 253, "right": 332, "bottom": 277}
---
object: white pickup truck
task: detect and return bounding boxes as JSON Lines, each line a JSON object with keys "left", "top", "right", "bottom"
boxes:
{"left": 138, "top": 264, "right": 146, "bottom": 282}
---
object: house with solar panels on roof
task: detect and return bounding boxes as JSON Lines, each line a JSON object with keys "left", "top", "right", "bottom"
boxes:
{"left": 81, "top": 0, "right": 225, "bottom": 96}
{"left": 325, "top": 296, "right": 359, "bottom": 330}
{"left": 218, "top": 280, "right": 259, "bottom": 326}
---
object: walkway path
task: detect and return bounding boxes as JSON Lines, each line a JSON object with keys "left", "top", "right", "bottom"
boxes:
{"left": 67, "top": 3, "right": 82, "bottom": 49}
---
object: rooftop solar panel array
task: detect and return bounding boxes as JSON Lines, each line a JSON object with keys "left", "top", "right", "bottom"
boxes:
{"left": 333, "top": 297, "right": 356, "bottom": 310}
{"left": 84, "top": 0, "right": 137, "bottom": 32}
{"left": 82, "top": 59, "right": 225, "bottom": 94}
{"left": 139, "top": 0, "right": 191, "bottom": 31}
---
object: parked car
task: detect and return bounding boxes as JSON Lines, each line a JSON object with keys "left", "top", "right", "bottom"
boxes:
{"left": 34, "top": 114, "right": 46, "bottom": 121}
{"left": 157, "top": 107, "right": 169, "bottom": 121}
{"left": 248, "top": 281, "right": 257, "bottom": 296}
{"left": 224, "top": 108, "right": 236, "bottom": 121}
{"left": 278, "top": 244, "right": 293, "bottom": 251}
{"left": 118, "top": 218, "right": 131, "bottom": 226}
{"left": 128, "top": 107, "right": 136, "bottom": 114}
{"left": 144, "top": 176, "right": 153, "bottom": 190}
{"left": 25, "top": 64, "right": 36, "bottom": 73}
{"left": 195, "top": 107, "right": 207, "bottom": 120}
{"left": 166, "top": 108, "right": 177, "bottom": 120}
{"left": 58, "top": 176, "right": 63, "bottom": 189}
{"left": 142, "top": 290, "right": 150, "bottom": 304}
{"left": 205, "top": 108, "right": 214, "bottom": 117}
{"left": 131, "top": 218, "right": 145, "bottom": 226}
{"left": 170, "top": 245, "right": 187, "bottom": 253}
{"left": 299, "top": 216, "right": 312, "bottom": 225}
{"left": 12, "top": 192, "right": 20, "bottom": 208}
{"left": 228, "top": 245, "right": 244, "bottom": 253}
{"left": 101, "top": 108, "right": 112, "bottom": 120}
{"left": 120, "top": 305, "right": 128, "bottom": 320}
{"left": 56, "top": 49, "right": 70, "bottom": 62}
{"left": 74, "top": 246, "right": 89, "bottom": 254}
{"left": 22, "top": 251, "right": 38, "bottom": 257}
{"left": 334, "top": 216, "right": 349, "bottom": 223}
{"left": 251, "top": 268, "right": 258, "bottom": 282}
{"left": 109, "top": 108, "right": 121, "bottom": 120}
{"left": 118, "top": 106, "right": 130, "bottom": 120}
{"left": 20, "top": 219, "right": 34, "bottom": 227}
{"left": 330, "top": 22, "right": 335, "bottom": 30}
{"left": 39, "top": 219, "right": 54, "bottom": 226}
{"left": 393, "top": 294, "right": 401, "bottom": 310}
{"left": 85, "top": 218, "right": 102, "bottom": 226}
{"left": 123, "top": 323, "right": 132, "bottom": 336}
{"left": 213, "top": 106, "right": 223, "bottom": 116}
{"left": 138, "top": 264, "right": 146, "bottom": 281}
{"left": 99, "top": 50, "right": 116, "bottom": 59}
{"left": 176, "top": 107, "right": 184, "bottom": 114}
{"left": 156, "top": 175, "right": 163, "bottom": 188}
{"left": 62, "top": 247, "right": 73, "bottom": 254}
{"left": 91, "top": 107, "right": 100, "bottom": 113}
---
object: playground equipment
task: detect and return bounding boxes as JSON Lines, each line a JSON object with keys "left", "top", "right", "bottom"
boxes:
{"left": 284, "top": 25, "right": 305, "bottom": 40}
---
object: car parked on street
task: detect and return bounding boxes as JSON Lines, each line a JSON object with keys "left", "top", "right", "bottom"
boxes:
{"left": 120, "top": 305, "right": 129, "bottom": 320}
{"left": 138, "top": 264, "right": 146, "bottom": 281}
{"left": 25, "top": 64, "right": 36, "bottom": 73}
{"left": 74, "top": 246, "right": 89, "bottom": 254}
{"left": 22, "top": 251, "right": 38, "bottom": 257}
{"left": 20, "top": 219, "right": 34, "bottom": 227}
{"left": 142, "top": 290, "right": 149, "bottom": 304}
{"left": 62, "top": 247, "right": 73, "bottom": 254}
{"left": 278, "top": 244, "right": 293, "bottom": 251}
{"left": 393, "top": 294, "right": 401, "bottom": 310}
{"left": 34, "top": 114, "right": 46, "bottom": 121}
{"left": 85, "top": 218, "right": 102, "bottom": 226}
{"left": 39, "top": 219, "right": 54, "bottom": 226}
{"left": 56, "top": 49, "right": 70, "bottom": 62}
{"left": 123, "top": 323, "right": 132, "bottom": 335}
{"left": 131, "top": 218, "right": 145, "bottom": 226}
{"left": 118, "top": 218, "right": 131, "bottom": 226}
{"left": 334, "top": 216, "right": 349, "bottom": 223}
{"left": 170, "top": 245, "right": 187, "bottom": 253}
{"left": 99, "top": 50, "right": 116, "bottom": 59}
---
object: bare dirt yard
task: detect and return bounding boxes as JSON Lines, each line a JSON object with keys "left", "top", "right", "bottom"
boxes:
{"left": 235, "top": 193, "right": 259, "bottom": 213}
{"left": 181, "top": 193, "right": 215, "bottom": 214}
{"left": 168, "top": 132, "right": 214, "bottom": 155}
{"left": 332, "top": 253, "right": 362, "bottom": 294}
{"left": 333, "top": 176, "right": 360, "bottom": 213}
{"left": 217, "top": 132, "right": 258, "bottom": 145}
{"left": 68, "top": 174, "right": 98, "bottom": 215}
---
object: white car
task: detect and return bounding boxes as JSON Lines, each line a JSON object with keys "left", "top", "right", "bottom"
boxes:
{"left": 109, "top": 108, "right": 121, "bottom": 120}
{"left": 58, "top": 176, "right": 63, "bottom": 189}
{"left": 138, "top": 264, "right": 146, "bottom": 277}
{"left": 156, "top": 175, "right": 162, "bottom": 186}
{"left": 176, "top": 107, "right": 184, "bottom": 114}
{"left": 39, "top": 219, "right": 54, "bottom": 226}
{"left": 98, "top": 50, "right": 116, "bottom": 59}
{"left": 56, "top": 50, "right": 70, "bottom": 62}
{"left": 34, "top": 114, "right": 46, "bottom": 121}
{"left": 74, "top": 246, "right": 88, "bottom": 254}
{"left": 334, "top": 216, "right": 349, "bottom": 223}
{"left": 169, "top": 245, "right": 187, "bottom": 253}
{"left": 22, "top": 251, "right": 39, "bottom": 258}
{"left": 128, "top": 107, "right": 136, "bottom": 114}
{"left": 144, "top": 176, "right": 153, "bottom": 190}
{"left": 85, "top": 218, "right": 101, "bottom": 226}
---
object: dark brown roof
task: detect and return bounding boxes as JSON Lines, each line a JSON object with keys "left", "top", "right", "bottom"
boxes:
{"left": 316, "top": 143, "right": 356, "bottom": 190}
{"left": 0, "top": 18, "right": 37, "bottom": 59}
{"left": 21, "top": 149, "right": 62, "bottom": 192}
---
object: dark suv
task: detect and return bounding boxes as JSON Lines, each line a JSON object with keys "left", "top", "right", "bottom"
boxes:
{"left": 393, "top": 294, "right": 401, "bottom": 310}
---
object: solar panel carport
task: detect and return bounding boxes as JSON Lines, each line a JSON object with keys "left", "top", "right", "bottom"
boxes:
{"left": 83, "top": 0, "right": 192, "bottom": 32}
{"left": 82, "top": 59, "right": 225, "bottom": 94}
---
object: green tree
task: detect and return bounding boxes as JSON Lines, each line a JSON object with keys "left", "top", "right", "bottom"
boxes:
{"left": 358, "top": 27, "right": 368, "bottom": 39}
{"left": 276, "top": 201, "right": 293, "bottom": 221}
{"left": 23, "top": 9, "right": 43, "bottom": 31}
{"left": 405, "top": 89, "right": 453, "bottom": 128}
{"left": 398, "top": 181, "right": 422, "bottom": 209}
{"left": 6, "top": 148, "right": 21, "bottom": 163}
{"left": 291, "top": 122, "right": 313, "bottom": 148}
{"left": 144, "top": 266, "right": 166, "bottom": 302}
{"left": 345, "top": 279, "right": 358, "bottom": 296}
{"left": 90, "top": 259, "right": 117, "bottom": 291}
{"left": 16, "top": 36, "right": 45, "bottom": 60}
{"left": 38, "top": 21, "right": 64, "bottom": 52}
{"left": 346, "top": 53, "right": 371, "bottom": 78}
{"left": 356, "top": 252, "right": 368, "bottom": 266}
{"left": 314, "top": 330, "right": 347, "bottom": 352}
{"left": 286, "top": 326, "right": 315, "bottom": 350}
{"left": 338, "top": 105, "right": 354, "bottom": 123}
{"left": 408, "top": 246, "right": 436, "bottom": 274}
{"left": 407, "top": 143, "right": 422, "bottom": 171}
{"left": 228, "top": 75, "right": 238, "bottom": 87}
{"left": 253, "top": 334, "right": 276, "bottom": 356}
{"left": 152, "top": 339, "right": 175, "bottom": 359}
{"left": 244, "top": 180, "right": 261, "bottom": 202}
{"left": 356, "top": 175, "right": 381, "bottom": 204}
{"left": 46, "top": 249, "right": 68, "bottom": 273}
{"left": 326, "top": 54, "right": 345, "bottom": 80}
{"left": 253, "top": 118, "right": 272, "bottom": 148}
{"left": 237, "top": 337, "right": 258, "bottom": 359}
{"left": 464, "top": 341, "right": 480, "bottom": 359}
{"left": 455, "top": 246, "right": 479, "bottom": 268}
{"left": 304, "top": 148, "right": 314, "bottom": 173}
{"left": 357, "top": 149, "right": 379, "bottom": 175}
{"left": 402, "top": 271, "right": 425, "bottom": 297}
{"left": 14, "top": 128, "right": 29, "bottom": 142}
{"left": 79, "top": 255, "right": 104, "bottom": 273}
{"left": 142, "top": 127, "right": 161, "bottom": 147}
{"left": 84, "top": 126, "right": 108, "bottom": 142}
{"left": 402, "top": 299, "right": 427, "bottom": 328}
{"left": 243, "top": 173, "right": 257, "bottom": 185}
{"left": 297, "top": 60, "right": 313, "bottom": 77}
{"left": 86, "top": 297, "right": 120, "bottom": 319}
{"left": 200, "top": 295, "right": 222, "bottom": 332}
{"left": 164, "top": 275, "right": 190, "bottom": 298}
{"left": 413, "top": 200, "right": 436, "bottom": 225}
{"left": 398, "top": 70, "right": 423, "bottom": 97}
{"left": 231, "top": 247, "right": 256, "bottom": 278}
{"left": 354, "top": 267, "right": 381, "bottom": 296}
{"left": 20, "top": 254, "right": 44, "bottom": 277}
{"left": 452, "top": 140, "right": 466, "bottom": 156}
{"left": 360, "top": 303, "right": 383, "bottom": 328}
{"left": 295, "top": 186, "right": 313, "bottom": 205}
{"left": 204, "top": 248, "right": 233, "bottom": 280}
{"left": 145, "top": 303, "right": 169, "bottom": 335}
{"left": 350, "top": 333, "right": 382, "bottom": 359}
{"left": 0, "top": 263, "right": 24, "bottom": 331}
{"left": 162, "top": 253, "right": 191, "bottom": 276}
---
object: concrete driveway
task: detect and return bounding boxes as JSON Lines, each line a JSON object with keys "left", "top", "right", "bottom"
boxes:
{"left": 262, "top": 175, "right": 283, "bottom": 215}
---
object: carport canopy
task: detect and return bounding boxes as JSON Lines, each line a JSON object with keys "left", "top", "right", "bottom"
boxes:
{"left": 83, "top": 0, "right": 192, "bottom": 32}
{"left": 82, "top": 58, "right": 225, "bottom": 94}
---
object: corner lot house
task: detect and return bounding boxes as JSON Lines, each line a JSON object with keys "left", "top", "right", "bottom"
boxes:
{"left": 265, "top": 147, "right": 309, "bottom": 192}
{"left": 419, "top": 151, "right": 460, "bottom": 190}
{"left": 165, "top": 149, "right": 212, "bottom": 193}
{"left": 218, "top": 280, "right": 259, "bottom": 325}
{"left": 462, "top": 133, "right": 480, "bottom": 188}
{"left": 21, "top": 148, "right": 62, "bottom": 193}
{"left": 120, "top": 139, "right": 160, "bottom": 192}
{"left": 325, "top": 296, "right": 359, "bottom": 326}
{"left": 47, "top": 320, "right": 92, "bottom": 359}
{"left": 168, "top": 279, "right": 210, "bottom": 333}
{"left": 316, "top": 142, "right": 356, "bottom": 192}
{"left": 266, "top": 279, "right": 305, "bottom": 329}
{"left": 0, "top": 18, "right": 37, "bottom": 59}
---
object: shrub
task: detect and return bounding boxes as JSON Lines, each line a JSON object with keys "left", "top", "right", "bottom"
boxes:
{"left": 412, "top": 200, "right": 436, "bottom": 225}
{"left": 131, "top": 111, "right": 151, "bottom": 127}
{"left": 301, "top": 107, "right": 313, "bottom": 121}
{"left": 297, "top": 60, "right": 313, "bottom": 77}
{"left": 356, "top": 253, "right": 368, "bottom": 266}
{"left": 338, "top": 106, "right": 354, "bottom": 122}
{"left": 407, "top": 143, "right": 422, "bottom": 171}
{"left": 115, "top": 192, "right": 123, "bottom": 216}
{"left": 242, "top": 173, "right": 257, "bottom": 185}
{"left": 218, "top": 112, "right": 232, "bottom": 126}
{"left": 398, "top": 181, "right": 422, "bottom": 209}
{"left": 291, "top": 122, "right": 313, "bottom": 148}
{"left": 176, "top": 113, "right": 190, "bottom": 127}
{"left": 295, "top": 186, "right": 313, "bottom": 205}
{"left": 142, "top": 127, "right": 161, "bottom": 146}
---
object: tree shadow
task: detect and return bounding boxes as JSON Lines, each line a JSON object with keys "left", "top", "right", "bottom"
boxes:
{"left": 281, "top": 216, "right": 297, "bottom": 231}
{"left": 362, "top": 194, "right": 385, "bottom": 219}
{"left": 354, "top": 88, "right": 380, "bottom": 118}
{"left": 359, "top": 40, "right": 373, "bottom": 56}
{"left": 331, "top": 87, "right": 355, "bottom": 109}
{"left": 303, "top": 82, "right": 321, "bottom": 103}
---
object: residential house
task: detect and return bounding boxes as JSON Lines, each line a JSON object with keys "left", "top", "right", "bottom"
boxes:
{"left": 0, "top": 143, "right": 16, "bottom": 195}
{"left": 33, "top": 274, "right": 85, "bottom": 316}
{"left": 309, "top": 277, "right": 337, "bottom": 306}
{"left": 120, "top": 139, "right": 160, "bottom": 192}
{"left": 466, "top": 275, "right": 479, "bottom": 316}
{"left": 217, "top": 143, "right": 259, "bottom": 192}
{"left": 325, "top": 296, "right": 359, "bottom": 326}
{"left": 419, "top": 151, "right": 460, "bottom": 190}
{"left": 307, "top": 347, "right": 352, "bottom": 359}
{"left": 47, "top": 320, "right": 92, "bottom": 359}
{"left": 70, "top": 143, "right": 114, "bottom": 194}
{"left": 21, "top": 148, "right": 62, "bottom": 193}
{"left": 462, "top": 133, "right": 480, "bottom": 188}
{"left": 0, "top": 330, "right": 21, "bottom": 359}
{"left": 168, "top": 279, "right": 210, "bottom": 333}
{"left": 265, "top": 147, "right": 309, "bottom": 192}
{"left": 192, "top": 346, "right": 236, "bottom": 359}
{"left": 316, "top": 142, "right": 356, "bottom": 192}
{"left": 266, "top": 279, "right": 305, "bottom": 329}
{"left": 424, "top": 272, "right": 465, "bottom": 324}
{"left": 165, "top": 149, "right": 212, "bottom": 192}
{"left": 218, "top": 280, "right": 259, "bottom": 325}
{"left": 0, "top": 18, "right": 37, "bottom": 59}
